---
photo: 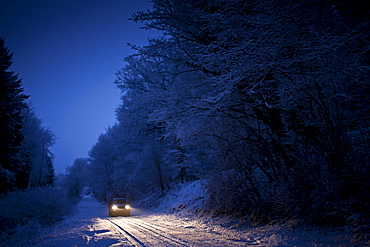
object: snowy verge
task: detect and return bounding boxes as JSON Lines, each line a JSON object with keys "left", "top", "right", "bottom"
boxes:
{"left": 135, "top": 179, "right": 207, "bottom": 213}
{"left": 141, "top": 180, "right": 369, "bottom": 246}
{"left": 155, "top": 180, "right": 207, "bottom": 213}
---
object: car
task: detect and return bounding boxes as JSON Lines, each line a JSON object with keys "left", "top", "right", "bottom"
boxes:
{"left": 108, "top": 197, "right": 131, "bottom": 216}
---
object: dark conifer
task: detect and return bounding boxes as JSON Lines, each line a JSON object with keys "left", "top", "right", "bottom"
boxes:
{"left": 0, "top": 37, "right": 29, "bottom": 193}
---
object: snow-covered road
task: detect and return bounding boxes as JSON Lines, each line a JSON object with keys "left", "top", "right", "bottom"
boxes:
{"left": 27, "top": 195, "right": 362, "bottom": 247}
{"left": 106, "top": 212, "right": 265, "bottom": 246}
{"left": 34, "top": 196, "right": 258, "bottom": 246}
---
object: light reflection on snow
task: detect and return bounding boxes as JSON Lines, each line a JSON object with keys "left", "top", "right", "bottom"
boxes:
{"left": 18, "top": 182, "right": 361, "bottom": 247}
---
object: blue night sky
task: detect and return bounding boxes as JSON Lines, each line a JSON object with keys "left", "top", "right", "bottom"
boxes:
{"left": 0, "top": 0, "right": 155, "bottom": 174}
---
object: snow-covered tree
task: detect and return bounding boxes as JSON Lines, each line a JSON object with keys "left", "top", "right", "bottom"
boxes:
{"left": 20, "top": 107, "right": 55, "bottom": 188}
{"left": 89, "top": 0, "right": 370, "bottom": 224}
{"left": 63, "top": 158, "right": 89, "bottom": 198}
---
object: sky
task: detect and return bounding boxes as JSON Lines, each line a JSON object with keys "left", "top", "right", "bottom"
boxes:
{"left": 0, "top": 0, "right": 155, "bottom": 174}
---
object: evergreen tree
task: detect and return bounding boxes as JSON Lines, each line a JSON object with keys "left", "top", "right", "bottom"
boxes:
{"left": 0, "top": 37, "right": 29, "bottom": 194}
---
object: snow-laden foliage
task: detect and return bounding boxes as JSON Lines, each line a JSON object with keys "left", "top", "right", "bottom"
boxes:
{"left": 87, "top": 0, "right": 369, "bottom": 227}
{"left": 63, "top": 158, "right": 90, "bottom": 199}
{"left": 20, "top": 107, "right": 56, "bottom": 188}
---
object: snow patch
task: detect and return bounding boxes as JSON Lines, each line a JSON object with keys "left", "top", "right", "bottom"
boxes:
{"left": 155, "top": 180, "right": 207, "bottom": 213}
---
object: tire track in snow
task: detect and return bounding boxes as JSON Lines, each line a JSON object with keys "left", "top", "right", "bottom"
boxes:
{"left": 125, "top": 216, "right": 255, "bottom": 246}
{"left": 108, "top": 217, "right": 188, "bottom": 246}
{"left": 123, "top": 217, "right": 189, "bottom": 246}
{"left": 106, "top": 216, "right": 258, "bottom": 247}
{"left": 107, "top": 217, "right": 147, "bottom": 246}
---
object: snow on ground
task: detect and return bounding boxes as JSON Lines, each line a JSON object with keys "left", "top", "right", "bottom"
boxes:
{"left": 2, "top": 196, "right": 128, "bottom": 247}
{"left": 155, "top": 180, "right": 207, "bottom": 213}
{"left": 3, "top": 181, "right": 367, "bottom": 246}
{"left": 148, "top": 180, "right": 366, "bottom": 246}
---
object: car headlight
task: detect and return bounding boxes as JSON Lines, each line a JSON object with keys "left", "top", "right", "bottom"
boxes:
{"left": 112, "top": 205, "right": 118, "bottom": 210}
{"left": 125, "top": 205, "right": 130, "bottom": 210}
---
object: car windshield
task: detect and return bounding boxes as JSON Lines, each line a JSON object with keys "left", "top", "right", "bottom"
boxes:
{"left": 111, "top": 198, "right": 127, "bottom": 204}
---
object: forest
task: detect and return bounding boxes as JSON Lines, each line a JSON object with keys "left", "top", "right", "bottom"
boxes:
{"left": 1, "top": 36, "right": 75, "bottom": 240}
{"left": 1, "top": 0, "right": 369, "bottom": 240}
{"left": 0, "top": 38, "right": 55, "bottom": 192}
{"left": 66, "top": 0, "right": 370, "bottom": 228}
